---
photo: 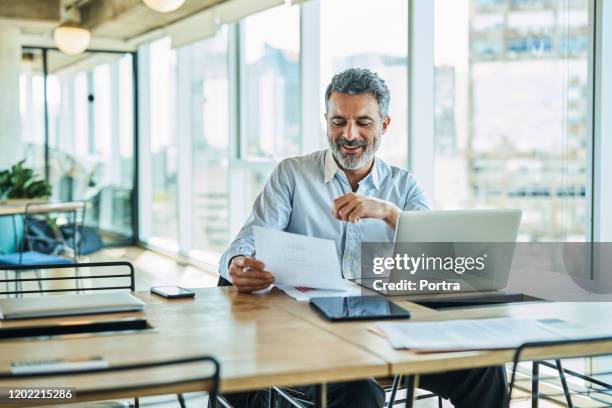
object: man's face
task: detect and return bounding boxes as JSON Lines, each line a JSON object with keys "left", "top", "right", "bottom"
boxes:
{"left": 326, "top": 92, "right": 390, "bottom": 171}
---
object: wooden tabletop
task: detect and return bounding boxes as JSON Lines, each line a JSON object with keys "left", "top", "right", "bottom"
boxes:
{"left": 268, "top": 292, "right": 612, "bottom": 376}
{"left": 0, "top": 201, "right": 86, "bottom": 216}
{"left": 0, "top": 288, "right": 387, "bottom": 406}
{"left": 1, "top": 287, "right": 612, "bottom": 406}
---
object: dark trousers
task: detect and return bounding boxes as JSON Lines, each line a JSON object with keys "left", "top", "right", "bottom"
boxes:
{"left": 219, "top": 365, "right": 507, "bottom": 408}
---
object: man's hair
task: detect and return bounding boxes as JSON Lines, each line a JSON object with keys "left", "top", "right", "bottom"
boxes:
{"left": 325, "top": 68, "right": 390, "bottom": 118}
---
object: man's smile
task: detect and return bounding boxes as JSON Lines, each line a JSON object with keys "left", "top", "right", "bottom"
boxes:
{"left": 341, "top": 145, "right": 365, "bottom": 154}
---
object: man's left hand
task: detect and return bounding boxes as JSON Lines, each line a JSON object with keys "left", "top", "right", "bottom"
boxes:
{"left": 332, "top": 192, "right": 400, "bottom": 230}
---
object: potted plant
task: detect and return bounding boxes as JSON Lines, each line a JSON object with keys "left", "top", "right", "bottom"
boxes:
{"left": 0, "top": 160, "right": 52, "bottom": 205}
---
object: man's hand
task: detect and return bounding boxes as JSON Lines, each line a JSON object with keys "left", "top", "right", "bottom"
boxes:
{"left": 332, "top": 192, "right": 400, "bottom": 230}
{"left": 228, "top": 256, "right": 275, "bottom": 293}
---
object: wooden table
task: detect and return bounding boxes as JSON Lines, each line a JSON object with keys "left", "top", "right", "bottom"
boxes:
{"left": 0, "top": 202, "right": 86, "bottom": 216}
{"left": 1, "top": 288, "right": 612, "bottom": 407}
{"left": 0, "top": 288, "right": 387, "bottom": 407}
{"left": 270, "top": 294, "right": 612, "bottom": 374}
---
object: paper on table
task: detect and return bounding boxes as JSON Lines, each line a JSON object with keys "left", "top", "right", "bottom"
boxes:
{"left": 277, "top": 280, "right": 362, "bottom": 302}
{"left": 254, "top": 226, "right": 346, "bottom": 290}
{"left": 376, "top": 317, "right": 607, "bottom": 351}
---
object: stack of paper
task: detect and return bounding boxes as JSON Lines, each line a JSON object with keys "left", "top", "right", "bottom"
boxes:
{"left": 254, "top": 227, "right": 359, "bottom": 301}
{"left": 277, "top": 281, "right": 362, "bottom": 302}
{"left": 376, "top": 317, "right": 609, "bottom": 352}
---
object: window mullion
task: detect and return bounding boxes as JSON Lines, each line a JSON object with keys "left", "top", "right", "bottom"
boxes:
{"left": 407, "top": 0, "right": 435, "bottom": 204}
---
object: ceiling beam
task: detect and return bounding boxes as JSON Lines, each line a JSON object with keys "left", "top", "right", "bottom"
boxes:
{"left": 0, "top": 0, "right": 60, "bottom": 21}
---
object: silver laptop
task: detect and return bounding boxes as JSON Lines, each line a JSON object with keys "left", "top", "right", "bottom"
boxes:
{"left": 0, "top": 292, "right": 146, "bottom": 320}
{"left": 361, "top": 209, "right": 522, "bottom": 296}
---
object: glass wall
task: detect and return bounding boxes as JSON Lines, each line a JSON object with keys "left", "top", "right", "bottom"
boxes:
{"left": 187, "top": 27, "right": 231, "bottom": 253}
{"left": 20, "top": 49, "right": 46, "bottom": 177}
{"left": 132, "top": 0, "right": 596, "bottom": 260}
{"left": 19, "top": 49, "right": 135, "bottom": 241}
{"left": 241, "top": 6, "right": 301, "bottom": 160}
{"left": 433, "top": 0, "right": 589, "bottom": 241}
{"left": 148, "top": 37, "right": 178, "bottom": 245}
{"left": 320, "top": 0, "right": 409, "bottom": 168}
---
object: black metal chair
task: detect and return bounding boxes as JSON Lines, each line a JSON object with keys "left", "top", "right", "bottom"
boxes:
{"left": 0, "top": 261, "right": 135, "bottom": 296}
{"left": 218, "top": 276, "right": 232, "bottom": 287}
{"left": 0, "top": 261, "right": 222, "bottom": 408}
{"left": 507, "top": 336, "right": 612, "bottom": 408}
{"left": 0, "top": 201, "right": 87, "bottom": 296}
{"left": 0, "top": 355, "right": 220, "bottom": 408}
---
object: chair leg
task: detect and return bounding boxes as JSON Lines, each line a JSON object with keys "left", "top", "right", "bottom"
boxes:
{"left": 177, "top": 393, "right": 186, "bottom": 408}
{"left": 438, "top": 395, "right": 443, "bottom": 408}
{"left": 134, "top": 397, "right": 139, "bottom": 408}
{"left": 16, "top": 270, "right": 22, "bottom": 298}
{"left": 269, "top": 387, "right": 277, "bottom": 408}
{"left": 387, "top": 375, "right": 401, "bottom": 407}
{"left": 532, "top": 361, "right": 539, "bottom": 408}
{"left": 404, "top": 375, "right": 417, "bottom": 408}
{"left": 74, "top": 266, "right": 81, "bottom": 293}
{"left": 35, "top": 269, "right": 43, "bottom": 294}
{"left": 556, "top": 360, "right": 574, "bottom": 408}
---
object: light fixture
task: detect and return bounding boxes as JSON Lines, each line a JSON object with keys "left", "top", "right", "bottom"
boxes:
{"left": 142, "top": 0, "right": 186, "bottom": 13}
{"left": 53, "top": 21, "right": 91, "bottom": 55}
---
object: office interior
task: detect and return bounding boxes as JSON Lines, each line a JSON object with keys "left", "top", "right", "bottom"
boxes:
{"left": 1, "top": 0, "right": 612, "bottom": 407}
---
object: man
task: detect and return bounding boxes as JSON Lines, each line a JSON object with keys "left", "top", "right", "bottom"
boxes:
{"left": 219, "top": 68, "right": 506, "bottom": 407}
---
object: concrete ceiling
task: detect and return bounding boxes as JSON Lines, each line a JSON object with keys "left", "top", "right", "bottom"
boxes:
{"left": 1, "top": 0, "right": 227, "bottom": 74}
{"left": 2, "top": 0, "right": 225, "bottom": 39}
{"left": 79, "top": 0, "right": 224, "bottom": 39}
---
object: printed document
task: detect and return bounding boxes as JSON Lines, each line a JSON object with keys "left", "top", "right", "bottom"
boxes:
{"left": 254, "top": 226, "right": 347, "bottom": 290}
{"left": 376, "top": 317, "right": 608, "bottom": 351}
{"left": 277, "top": 281, "right": 362, "bottom": 302}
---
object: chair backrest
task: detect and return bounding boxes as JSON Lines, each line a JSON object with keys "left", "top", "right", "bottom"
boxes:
{"left": 217, "top": 276, "right": 232, "bottom": 287}
{"left": 0, "top": 216, "right": 24, "bottom": 254}
{"left": 506, "top": 336, "right": 612, "bottom": 408}
{"left": 0, "top": 261, "right": 136, "bottom": 297}
{"left": 0, "top": 355, "right": 220, "bottom": 403}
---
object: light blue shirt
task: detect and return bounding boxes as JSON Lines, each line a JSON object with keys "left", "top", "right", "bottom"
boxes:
{"left": 219, "top": 149, "right": 429, "bottom": 280}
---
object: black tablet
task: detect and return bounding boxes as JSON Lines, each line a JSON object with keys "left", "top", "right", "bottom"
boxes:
{"left": 310, "top": 296, "right": 411, "bottom": 322}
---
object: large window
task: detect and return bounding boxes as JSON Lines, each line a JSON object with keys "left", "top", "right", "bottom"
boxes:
{"left": 433, "top": 0, "right": 589, "bottom": 241}
{"left": 134, "top": 0, "right": 601, "bottom": 262}
{"left": 148, "top": 37, "right": 178, "bottom": 245}
{"left": 19, "top": 50, "right": 135, "bottom": 241}
{"left": 320, "top": 0, "right": 409, "bottom": 168}
{"left": 241, "top": 6, "right": 300, "bottom": 160}
{"left": 187, "top": 27, "right": 231, "bottom": 253}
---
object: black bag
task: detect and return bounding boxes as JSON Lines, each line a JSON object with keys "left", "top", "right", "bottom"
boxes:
{"left": 25, "top": 217, "right": 64, "bottom": 255}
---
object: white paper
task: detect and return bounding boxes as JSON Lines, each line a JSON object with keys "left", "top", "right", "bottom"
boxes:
{"left": 376, "top": 317, "right": 607, "bottom": 351}
{"left": 277, "top": 280, "right": 362, "bottom": 302}
{"left": 254, "top": 226, "right": 346, "bottom": 290}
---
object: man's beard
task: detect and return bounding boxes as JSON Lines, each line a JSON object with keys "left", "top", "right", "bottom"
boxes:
{"left": 329, "top": 134, "right": 381, "bottom": 170}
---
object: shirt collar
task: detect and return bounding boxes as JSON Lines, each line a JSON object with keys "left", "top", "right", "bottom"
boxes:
{"left": 323, "top": 149, "right": 381, "bottom": 190}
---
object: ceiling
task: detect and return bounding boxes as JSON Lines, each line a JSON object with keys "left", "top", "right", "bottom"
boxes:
{"left": 1, "top": 0, "right": 226, "bottom": 74}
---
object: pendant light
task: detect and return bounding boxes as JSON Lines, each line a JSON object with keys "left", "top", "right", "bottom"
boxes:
{"left": 53, "top": 3, "right": 90, "bottom": 55}
{"left": 142, "top": 0, "right": 186, "bottom": 13}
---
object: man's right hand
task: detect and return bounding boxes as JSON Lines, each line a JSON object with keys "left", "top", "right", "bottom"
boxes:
{"left": 228, "top": 256, "right": 275, "bottom": 293}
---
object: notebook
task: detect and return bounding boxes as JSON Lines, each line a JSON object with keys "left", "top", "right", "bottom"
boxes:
{"left": 0, "top": 292, "right": 146, "bottom": 320}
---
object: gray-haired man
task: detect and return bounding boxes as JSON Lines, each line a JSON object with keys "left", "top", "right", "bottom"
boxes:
{"left": 219, "top": 68, "right": 507, "bottom": 407}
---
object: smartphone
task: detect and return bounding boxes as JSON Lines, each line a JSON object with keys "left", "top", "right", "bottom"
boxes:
{"left": 150, "top": 286, "right": 195, "bottom": 299}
